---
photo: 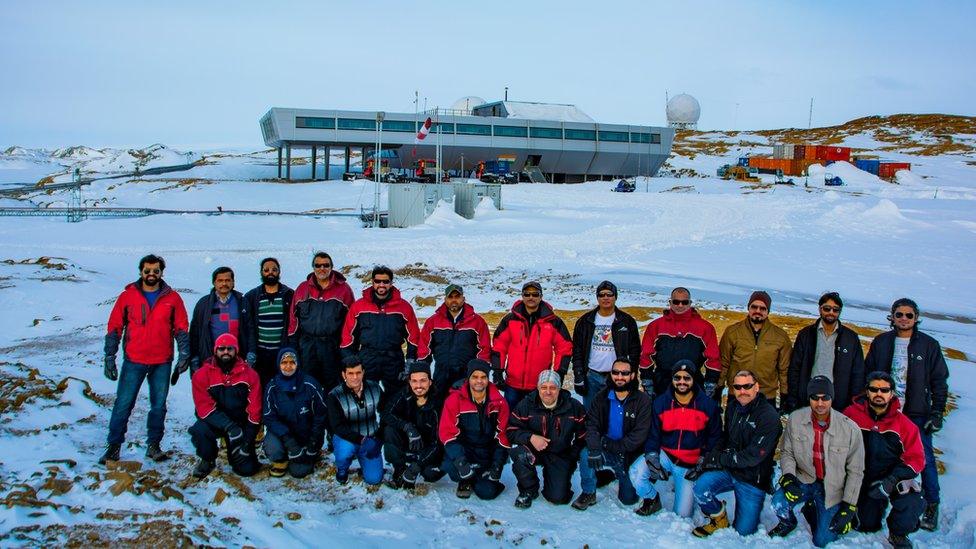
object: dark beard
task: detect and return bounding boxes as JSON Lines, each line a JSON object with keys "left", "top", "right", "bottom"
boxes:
{"left": 217, "top": 354, "right": 236, "bottom": 371}
{"left": 261, "top": 274, "right": 279, "bottom": 286}
{"left": 674, "top": 385, "right": 692, "bottom": 395}
{"left": 142, "top": 276, "right": 160, "bottom": 288}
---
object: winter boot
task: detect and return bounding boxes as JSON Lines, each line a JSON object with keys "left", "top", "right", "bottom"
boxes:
{"left": 919, "top": 502, "right": 939, "bottom": 531}
{"left": 571, "top": 492, "right": 597, "bottom": 511}
{"left": 145, "top": 442, "right": 169, "bottom": 462}
{"left": 270, "top": 461, "right": 288, "bottom": 478}
{"left": 336, "top": 470, "right": 349, "bottom": 485}
{"left": 98, "top": 443, "right": 121, "bottom": 465}
{"left": 514, "top": 490, "right": 538, "bottom": 509}
{"left": 888, "top": 533, "right": 913, "bottom": 549}
{"left": 635, "top": 495, "right": 662, "bottom": 516}
{"left": 456, "top": 480, "right": 473, "bottom": 499}
{"left": 192, "top": 458, "right": 215, "bottom": 479}
{"left": 692, "top": 504, "right": 730, "bottom": 538}
{"left": 595, "top": 469, "right": 616, "bottom": 488}
{"left": 386, "top": 467, "right": 406, "bottom": 490}
{"left": 767, "top": 519, "right": 797, "bottom": 537}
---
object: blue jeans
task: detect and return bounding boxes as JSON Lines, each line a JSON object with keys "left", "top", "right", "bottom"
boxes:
{"left": 332, "top": 435, "right": 384, "bottom": 485}
{"left": 107, "top": 360, "right": 171, "bottom": 446}
{"left": 583, "top": 370, "right": 609, "bottom": 411}
{"left": 909, "top": 415, "right": 940, "bottom": 504}
{"left": 629, "top": 451, "right": 696, "bottom": 517}
{"left": 693, "top": 469, "right": 767, "bottom": 536}
{"left": 771, "top": 480, "right": 839, "bottom": 548}
{"left": 579, "top": 447, "right": 638, "bottom": 505}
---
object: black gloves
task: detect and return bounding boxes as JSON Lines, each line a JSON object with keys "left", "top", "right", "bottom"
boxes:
{"left": 779, "top": 473, "right": 803, "bottom": 503}
{"left": 685, "top": 450, "right": 723, "bottom": 481}
{"left": 703, "top": 381, "right": 717, "bottom": 401}
{"left": 245, "top": 352, "right": 257, "bottom": 367}
{"left": 360, "top": 436, "right": 382, "bottom": 459}
{"left": 644, "top": 452, "right": 669, "bottom": 481}
{"left": 403, "top": 423, "right": 423, "bottom": 452}
{"left": 400, "top": 359, "right": 420, "bottom": 381}
{"left": 170, "top": 355, "right": 189, "bottom": 386}
{"left": 491, "top": 369, "right": 506, "bottom": 390}
{"left": 684, "top": 457, "right": 707, "bottom": 481}
{"left": 403, "top": 461, "right": 423, "bottom": 485}
{"left": 103, "top": 355, "right": 118, "bottom": 381}
{"left": 640, "top": 377, "right": 655, "bottom": 400}
{"left": 486, "top": 463, "right": 504, "bottom": 483}
{"left": 924, "top": 414, "right": 943, "bottom": 434}
{"left": 454, "top": 456, "right": 475, "bottom": 480}
{"left": 868, "top": 476, "right": 898, "bottom": 500}
{"left": 284, "top": 436, "right": 304, "bottom": 460}
{"left": 587, "top": 450, "right": 605, "bottom": 470}
{"left": 573, "top": 370, "right": 588, "bottom": 397}
{"left": 829, "top": 502, "right": 857, "bottom": 534}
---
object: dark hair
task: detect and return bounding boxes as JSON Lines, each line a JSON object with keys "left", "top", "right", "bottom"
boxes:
{"left": 312, "top": 251, "right": 332, "bottom": 267}
{"left": 341, "top": 355, "right": 363, "bottom": 371}
{"left": 888, "top": 297, "right": 920, "bottom": 328}
{"left": 138, "top": 254, "right": 165, "bottom": 272}
{"left": 732, "top": 369, "right": 758, "bottom": 383}
{"left": 612, "top": 358, "right": 635, "bottom": 372}
{"left": 671, "top": 286, "right": 691, "bottom": 298}
{"left": 866, "top": 371, "right": 895, "bottom": 390}
{"left": 211, "top": 266, "right": 234, "bottom": 283}
{"left": 260, "top": 257, "right": 280, "bottom": 270}
{"left": 818, "top": 291, "right": 843, "bottom": 309}
{"left": 371, "top": 265, "right": 394, "bottom": 281}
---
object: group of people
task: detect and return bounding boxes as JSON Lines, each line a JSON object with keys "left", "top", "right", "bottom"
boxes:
{"left": 102, "top": 253, "right": 950, "bottom": 548}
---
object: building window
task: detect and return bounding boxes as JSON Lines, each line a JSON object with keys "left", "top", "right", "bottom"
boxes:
{"left": 651, "top": 133, "right": 662, "bottom": 144}
{"left": 494, "top": 125, "right": 528, "bottom": 138}
{"left": 598, "top": 131, "right": 629, "bottom": 142}
{"left": 432, "top": 122, "right": 454, "bottom": 134}
{"left": 564, "top": 129, "right": 596, "bottom": 141}
{"left": 456, "top": 124, "right": 492, "bottom": 136}
{"left": 296, "top": 116, "right": 336, "bottom": 129}
{"left": 337, "top": 118, "right": 376, "bottom": 130}
{"left": 630, "top": 132, "right": 650, "bottom": 143}
{"left": 382, "top": 120, "right": 416, "bottom": 132}
{"left": 530, "top": 127, "right": 563, "bottom": 139}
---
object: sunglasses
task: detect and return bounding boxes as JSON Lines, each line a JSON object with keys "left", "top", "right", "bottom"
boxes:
{"left": 372, "top": 279, "right": 392, "bottom": 285}
{"left": 732, "top": 382, "right": 755, "bottom": 391}
{"left": 215, "top": 346, "right": 235, "bottom": 352}
{"left": 867, "top": 386, "right": 892, "bottom": 394}
{"left": 597, "top": 292, "right": 615, "bottom": 298}
{"left": 672, "top": 374, "right": 693, "bottom": 382}
{"left": 894, "top": 312, "right": 915, "bottom": 319}
{"left": 809, "top": 394, "right": 832, "bottom": 402}
{"left": 610, "top": 370, "right": 632, "bottom": 377}
{"left": 522, "top": 292, "right": 541, "bottom": 298}
{"left": 821, "top": 306, "right": 841, "bottom": 313}
{"left": 671, "top": 299, "right": 690, "bottom": 306}
{"left": 313, "top": 263, "right": 332, "bottom": 269}
{"left": 142, "top": 268, "right": 161, "bottom": 275}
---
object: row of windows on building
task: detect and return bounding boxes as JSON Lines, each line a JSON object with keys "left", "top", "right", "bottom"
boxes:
{"left": 295, "top": 117, "right": 662, "bottom": 144}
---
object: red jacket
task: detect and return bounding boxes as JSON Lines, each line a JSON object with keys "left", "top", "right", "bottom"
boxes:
{"left": 843, "top": 396, "right": 924, "bottom": 483}
{"left": 340, "top": 287, "right": 420, "bottom": 380}
{"left": 191, "top": 356, "right": 262, "bottom": 426}
{"left": 418, "top": 303, "right": 491, "bottom": 386}
{"left": 287, "top": 271, "right": 355, "bottom": 338}
{"left": 639, "top": 308, "right": 720, "bottom": 392}
{"left": 490, "top": 300, "right": 573, "bottom": 391}
{"left": 439, "top": 382, "right": 511, "bottom": 449}
{"left": 105, "top": 280, "right": 189, "bottom": 364}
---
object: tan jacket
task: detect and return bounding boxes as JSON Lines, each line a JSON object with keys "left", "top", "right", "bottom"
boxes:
{"left": 719, "top": 318, "right": 792, "bottom": 399}
{"left": 781, "top": 407, "right": 865, "bottom": 508}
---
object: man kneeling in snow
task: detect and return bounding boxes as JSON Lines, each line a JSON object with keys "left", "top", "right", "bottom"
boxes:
{"left": 262, "top": 348, "right": 328, "bottom": 479}
{"left": 189, "top": 334, "right": 261, "bottom": 479}
{"left": 382, "top": 361, "right": 446, "bottom": 489}
{"left": 326, "top": 356, "right": 385, "bottom": 486}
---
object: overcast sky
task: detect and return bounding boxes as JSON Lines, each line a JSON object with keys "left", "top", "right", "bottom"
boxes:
{"left": 2, "top": 0, "right": 974, "bottom": 148}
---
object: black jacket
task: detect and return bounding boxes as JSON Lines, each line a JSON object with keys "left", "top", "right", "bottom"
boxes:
{"left": 508, "top": 389, "right": 586, "bottom": 458}
{"left": 572, "top": 307, "right": 641, "bottom": 377}
{"left": 865, "top": 328, "right": 949, "bottom": 419}
{"left": 717, "top": 396, "right": 782, "bottom": 492}
{"left": 189, "top": 289, "right": 250, "bottom": 368}
{"left": 326, "top": 381, "right": 383, "bottom": 444}
{"left": 243, "top": 283, "right": 294, "bottom": 351}
{"left": 263, "top": 371, "right": 328, "bottom": 446}
{"left": 382, "top": 386, "right": 443, "bottom": 463}
{"left": 787, "top": 320, "right": 865, "bottom": 411}
{"left": 585, "top": 384, "right": 653, "bottom": 464}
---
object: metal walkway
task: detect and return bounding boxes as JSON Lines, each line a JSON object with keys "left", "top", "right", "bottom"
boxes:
{"left": 0, "top": 163, "right": 199, "bottom": 196}
{"left": 0, "top": 207, "right": 364, "bottom": 219}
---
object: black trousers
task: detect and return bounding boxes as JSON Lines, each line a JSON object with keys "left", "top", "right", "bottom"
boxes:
{"left": 254, "top": 347, "right": 281, "bottom": 388}
{"left": 511, "top": 449, "right": 576, "bottom": 504}
{"left": 442, "top": 446, "right": 505, "bottom": 500}
{"left": 383, "top": 428, "right": 444, "bottom": 481}
{"left": 297, "top": 334, "right": 342, "bottom": 392}
{"left": 856, "top": 482, "right": 925, "bottom": 537}
{"left": 189, "top": 420, "right": 260, "bottom": 477}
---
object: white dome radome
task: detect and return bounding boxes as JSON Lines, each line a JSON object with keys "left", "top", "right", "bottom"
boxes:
{"left": 666, "top": 94, "right": 701, "bottom": 128}
{"left": 452, "top": 96, "right": 486, "bottom": 113}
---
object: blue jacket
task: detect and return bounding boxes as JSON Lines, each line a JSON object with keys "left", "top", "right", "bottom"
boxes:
{"left": 263, "top": 354, "right": 328, "bottom": 445}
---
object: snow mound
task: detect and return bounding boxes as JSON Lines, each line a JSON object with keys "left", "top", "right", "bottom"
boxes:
{"left": 895, "top": 169, "right": 924, "bottom": 186}
{"left": 52, "top": 145, "right": 105, "bottom": 159}
{"left": 473, "top": 196, "right": 499, "bottom": 217}
{"left": 423, "top": 198, "right": 466, "bottom": 227}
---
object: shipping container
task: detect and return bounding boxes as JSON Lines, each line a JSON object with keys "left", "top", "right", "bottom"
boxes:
{"left": 773, "top": 145, "right": 785, "bottom": 159}
{"left": 855, "top": 159, "right": 880, "bottom": 175}
{"left": 878, "top": 162, "right": 911, "bottom": 179}
{"left": 737, "top": 157, "right": 750, "bottom": 167}
{"left": 748, "top": 156, "right": 770, "bottom": 168}
{"left": 801, "top": 145, "right": 815, "bottom": 160}
{"left": 816, "top": 145, "right": 851, "bottom": 162}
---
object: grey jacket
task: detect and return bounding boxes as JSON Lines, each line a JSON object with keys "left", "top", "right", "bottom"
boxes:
{"left": 780, "top": 407, "right": 865, "bottom": 508}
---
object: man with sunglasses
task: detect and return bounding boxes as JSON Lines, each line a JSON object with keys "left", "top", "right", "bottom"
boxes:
{"left": 243, "top": 257, "right": 294, "bottom": 388}
{"left": 769, "top": 376, "right": 864, "bottom": 547}
{"left": 491, "top": 281, "right": 573, "bottom": 412}
{"left": 341, "top": 266, "right": 420, "bottom": 403}
{"left": 629, "top": 360, "right": 721, "bottom": 517}
{"left": 102, "top": 254, "right": 190, "bottom": 464}
{"left": 571, "top": 281, "right": 641, "bottom": 410}
{"left": 843, "top": 372, "right": 925, "bottom": 548}
{"left": 689, "top": 370, "right": 782, "bottom": 537}
{"left": 288, "top": 251, "right": 355, "bottom": 393}
{"left": 865, "top": 298, "right": 949, "bottom": 531}
{"left": 786, "top": 292, "right": 865, "bottom": 412}
{"left": 573, "top": 359, "right": 652, "bottom": 511}
{"left": 639, "top": 287, "right": 720, "bottom": 401}
{"left": 417, "top": 284, "right": 492, "bottom": 401}
{"left": 189, "top": 266, "right": 251, "bottom": 375}
{"left": 718, "top": 291, "right": 792, "bottom": 409}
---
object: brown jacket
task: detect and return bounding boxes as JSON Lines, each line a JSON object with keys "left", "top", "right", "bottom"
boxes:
{"left": 781, "top": 407, "right": 864, "bottom": 508}
{"left": 719, "top": 318, "right": 792, "bottom": 399}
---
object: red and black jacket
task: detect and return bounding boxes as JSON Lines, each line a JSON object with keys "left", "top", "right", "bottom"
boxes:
{"left": 191, "top": 356, "right": 262, "bottom": 432}
{"left": 340, "top": 286, "right": 420, "bottom": 382}
{"left": 105, "top": 280, "right": 189, "bottom": 365}
{"left": 490, "top": 300, "right": 573, "bottom": 391}
{"left": 843, "top": 396, "right": 925, "bottom": 483}
{"left": 643, "top": 387, "right": 723, "bottom": 467}
{"left": 288, "top": 271, "right": 354, "bottom": 340}
{"left": 508, "top": 388, "right": 586, "bottom": 459}
{"left": 418, "top": 302, "right": 491, "bottom": 391}
{"left": 639, "top": 308, "right": 721, "bottom": 394}
{"left": 439, "top": 382, "right": 510, "bottom": 467}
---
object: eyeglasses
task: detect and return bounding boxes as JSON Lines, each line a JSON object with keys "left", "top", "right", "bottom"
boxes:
{"left": 142, "top": 268, "right": 161, "bottom": 275}
{"left": 894, "top": 312, "right": 915, "bottom": 319}
{"left": 522, "top": 292, "right": 541, "bottom": 298}
{"left": 215, "top": 346, "right": 235, "bottom": 352}
{"left": 672, "top": 374, "right": 693, "bottom": 382}
{"left": 821, "top": 306, "right": 841, "bottom": 313}
{"left": 671, "top": 299, "right": 690, "bottom": 306}
{"left": 732, "top": 382, "right": 755, "bottom": 391}
{"left": 867, "top": 386, "right": 892, "bottom": 394}
{"left": 313, "top": 263, "right": 332, "bottom": 269}
{"left": 372, "top": 279, "right": 392, "bottom": 285}
{"left": 610, "top": 370, "right": 632, "bottom": 377}
{"left": 597, "top": 292, "right": 615, "bottom": 298}
{"left": 809, "top": 394, "right": 832, "bottom": 402}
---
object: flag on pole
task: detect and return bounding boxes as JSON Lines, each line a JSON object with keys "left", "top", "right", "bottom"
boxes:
{"left": 415, "top": 117, "right": 432, "bottom": 142}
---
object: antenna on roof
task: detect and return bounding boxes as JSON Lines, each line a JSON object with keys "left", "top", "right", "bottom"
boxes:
{"left": 504, "top": 87, "right": 508, "bottom": 101}
{"left": 808, "top": 97, "right": 814, "bottom": 129}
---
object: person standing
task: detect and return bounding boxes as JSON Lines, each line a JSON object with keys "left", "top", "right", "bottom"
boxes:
{"left": 243, "top": 257, "right": 294, "bottom": 387}
{"left": 101, "top": 254, "right": 189, "bottom": 464}
{"left": 417, "top": 284, "right": 492, "bottom": 400}
{"left": 865, "top": 298, "right": 949, "bottom": 532}
{"left": 189, "top": 266, "right": 250, "bottom": 374}
{"left": 571, "top": 281, "right": 641, "bottom": 411}
{"left": 718, "top": 291, "right": 792, "bottom": 407}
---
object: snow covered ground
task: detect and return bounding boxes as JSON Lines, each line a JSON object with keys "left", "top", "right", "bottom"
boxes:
{"left": 1, "top": 127, "right": 975, "bottom": 546}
